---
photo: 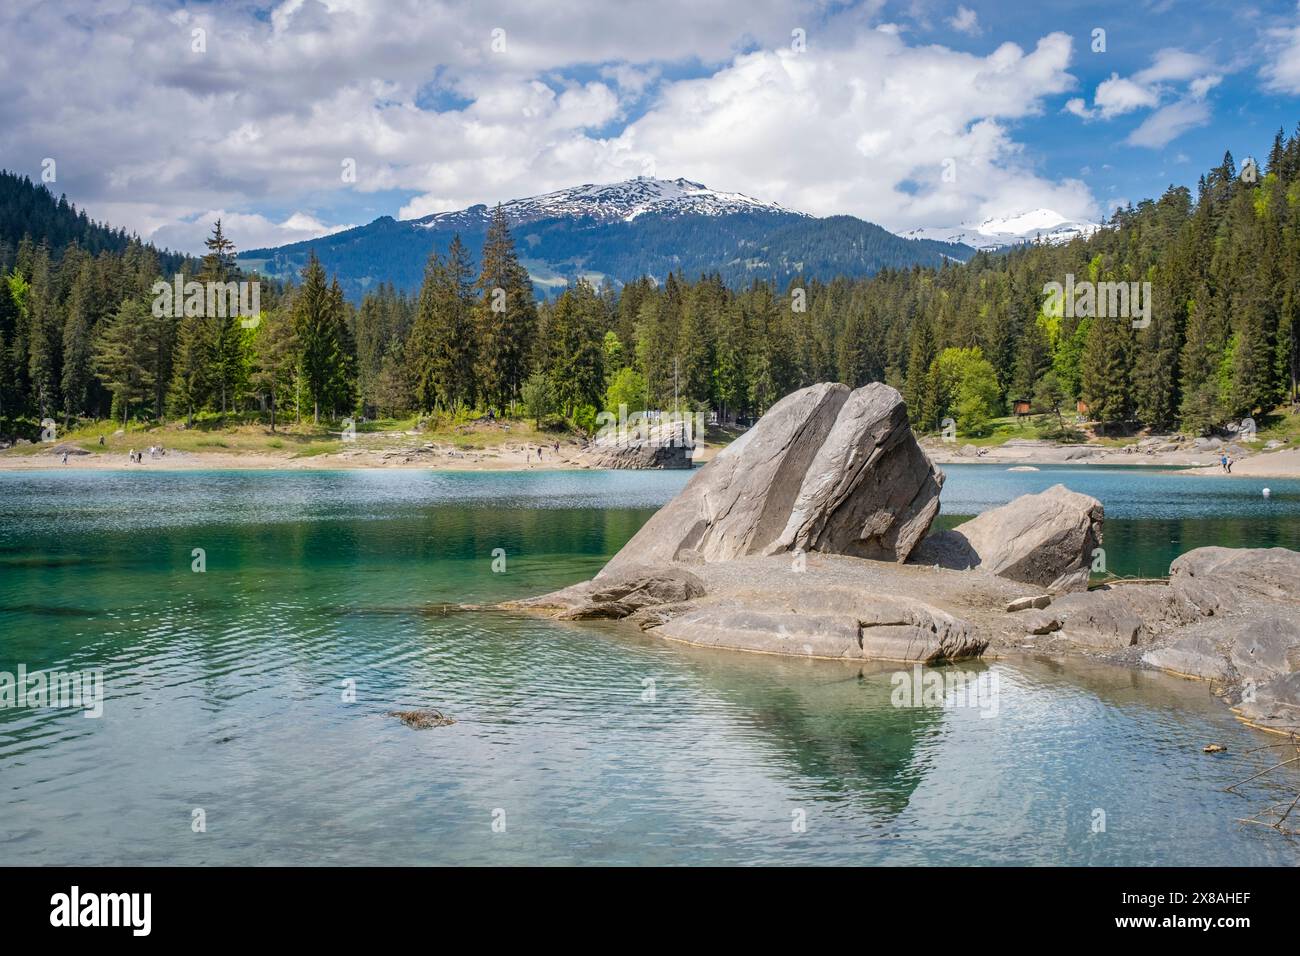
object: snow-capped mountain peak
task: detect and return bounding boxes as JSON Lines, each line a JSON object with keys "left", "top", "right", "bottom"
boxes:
{"left": 414, "top": 176, "right": 798, "bottom": 228}
{"left": 901, "top": 208, "right": 1101, "bottom": 250}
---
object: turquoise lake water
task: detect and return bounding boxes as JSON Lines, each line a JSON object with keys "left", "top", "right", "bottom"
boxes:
{"left": 1, "top": 464, "right": 1298, "bottom": 865}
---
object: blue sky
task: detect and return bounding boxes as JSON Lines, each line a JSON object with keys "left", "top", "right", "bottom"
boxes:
{"left": 1, "top": 0, "right": 1297, "bottom": 252}
{"left": 934, "top": 1, "right": 1300, "bottom": 213}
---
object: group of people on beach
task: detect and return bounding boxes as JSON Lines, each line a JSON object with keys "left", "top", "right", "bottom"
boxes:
{"left": 528, "top": 441, "right": 562, "bottom": 462}
{"left": 1220, "top": 453, "right": 1234, "bottom": 473}
{"left": 127, "top": 445, "right": 164, "bottom": 464}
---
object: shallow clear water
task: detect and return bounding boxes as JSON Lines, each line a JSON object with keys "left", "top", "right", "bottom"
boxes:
{"left": 1, "top": 467, "right": 1298, "bottom": 865}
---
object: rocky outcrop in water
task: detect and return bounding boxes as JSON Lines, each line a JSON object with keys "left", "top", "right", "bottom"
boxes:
{"left": 600, "top": 382, "right": 942, "bottom": 576}
{"left": 1014, "top": 546, "right": 1300, "bottom": 734}
{"left": 522, "top": 382, "right": 975, "bottom": 662}
{"left": 911, "top": 483, "right": 1102, "bottom": 592}
{"left": 509, "top": 381, "right": 1300, "bottom": 733}
{"left": 512, "top": 565, "right": 707, "bottom": 620}
{"left": 579, "top": 420, "right": 695, "bottom": 470}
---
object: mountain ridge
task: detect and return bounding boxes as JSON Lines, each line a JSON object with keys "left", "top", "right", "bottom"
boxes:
{"left": 239, "top": 176, "right": 974, "bottom": 300}
{"left": 901, "top": 208, "right": 1101, "bottom": 250}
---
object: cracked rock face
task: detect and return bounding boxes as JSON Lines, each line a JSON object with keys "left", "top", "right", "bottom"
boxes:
{"left": 600, "top": 382, "right": 943, "bottom": 576}
{"left": 911, "top": 483, "right": 1103, "bottom": 592}
{"left": 600, "top": 383, "right": 850, "bottom": 574}
{"left": 767, "top": 383, "right": 944, "bottom": 561}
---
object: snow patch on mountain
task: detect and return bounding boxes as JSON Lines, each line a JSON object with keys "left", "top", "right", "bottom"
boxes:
{"left": 413, "top": 177, "right": 797, "bottom": 228}
{"left": 901, "top": 209, "right": 1101, "bottom": 250}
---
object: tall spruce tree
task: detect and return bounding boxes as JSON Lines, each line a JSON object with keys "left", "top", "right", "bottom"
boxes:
{"left": 474, "top": 206, "right": 536, "bottom": 412}
{"left": 93, "top": 298, "right": 154, "bottom": 428}
{"left": 60, "top": 260, "right": 95, "bottom": 423}
{"left": 409, "top": 235, "right": 477, "bottom": 410}
{"left": 292, "top": 252, "right": 348, "bottom": 425}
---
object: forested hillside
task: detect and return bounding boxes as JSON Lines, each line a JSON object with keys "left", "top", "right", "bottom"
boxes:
{"left": 3, "top": 128, "right": 1298, "bottom": 441}
{"left": 0, "top": 171, "right": 187, "bottom": 270}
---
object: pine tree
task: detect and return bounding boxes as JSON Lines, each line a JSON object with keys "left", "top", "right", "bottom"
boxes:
{"left": 249, "top": 307, "right": 297, "bottom": 432}
{"left": 373, "top": 337, "right": 413, "bottom": 418}
{"left": 1179, "top": 284, "right": 1227, "bottom": 429}
{"left": 200, "top": 220, "right": 245, "bottom": 414}
{"left": 474, "top": 206, "right": 536, "bottom": 412}
{"left": 409, "top": 235, "right": 477, "bottom": 410}
{"left": 544, "top": 281, "right": 605, "bottom": 417}
{"left": 904, "top": 314, "right": 936, "bottom": 428}
{"left": 93, "top": 298, "right": 154, "bottom": 427}
{"left": 678, "top": 291, "right": 715, "bottom": 408}
{"left": 354, "top": 283, "right": 392, "bottom": 416}
{"left": 169, "top": 307, "right": 210, "bottom": 425}
{"left": 26, "top": 246, "right": 60, "bottom": 421}
{"left": 1081, "top": 314, "right": 1134, "bottom": 435}
{"left": 292, "top": 252, "right": 347, "bottom": 425}
{"left": 326, "top": 278, "right": 357, "bottom": 418}
{"left": 59, "top": 260, "right": 95, "bottom": 423}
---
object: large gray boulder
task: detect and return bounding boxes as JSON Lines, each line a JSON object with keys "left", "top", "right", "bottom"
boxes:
{"left": 600, "top": 383, "right": 852, "bottom": 575}
{"left": 912, "top": 484, "right": 1103, "bottom": 592}
{"left": 600, "top": 382, "right": 944, "bottom": 576}
{"left": 767, "top": 383, "right": 944, "bottom": 562}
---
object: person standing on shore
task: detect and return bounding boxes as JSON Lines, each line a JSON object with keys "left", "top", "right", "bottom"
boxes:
{"left": 1220, "top": 453, "right": 1228, "bottom": 472}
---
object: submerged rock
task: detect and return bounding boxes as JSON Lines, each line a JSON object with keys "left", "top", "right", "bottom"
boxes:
{"left": 1007, "top": 544, "right": 1300, "bottom": 733}
{"left": 388, "top": 709, "right": 455, "bottom": 729}
{"left": 911, "top": 484, "right": 1102, "bottom": 592}
{"left": 1234, "top": 672, "right": 1300, "bottom": 734}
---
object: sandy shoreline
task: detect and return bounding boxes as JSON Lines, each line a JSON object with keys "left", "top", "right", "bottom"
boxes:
{"left": 1, "top": 435, "right": 1294, "bottom": 476}
{"left": 0, "top": 440, "right": 718, "bottom": 472}
{"left": 921, "top": 438, "right": 1300, "bottom": 479}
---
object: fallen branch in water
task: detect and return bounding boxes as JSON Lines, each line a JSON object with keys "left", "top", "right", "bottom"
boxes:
{"left": 1229, "top": 732, "right": 1300, "bottom": 835}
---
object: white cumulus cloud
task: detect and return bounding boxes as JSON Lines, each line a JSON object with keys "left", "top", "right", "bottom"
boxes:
{"left": 0, "top": 0, "right": 1100, "bottom": 249}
